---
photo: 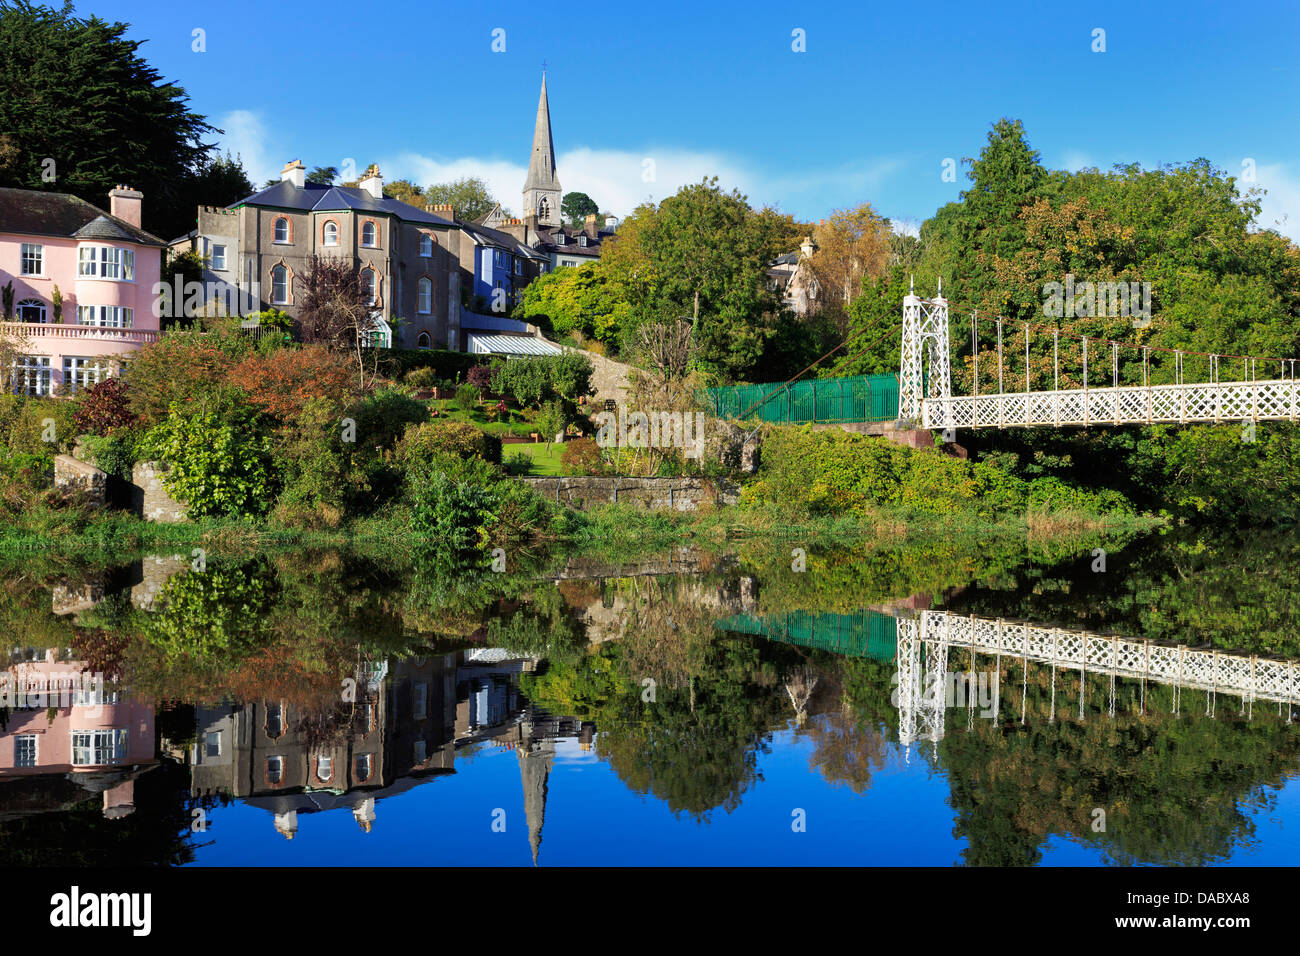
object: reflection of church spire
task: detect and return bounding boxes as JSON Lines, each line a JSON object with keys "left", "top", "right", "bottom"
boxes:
{"left": 517, "top": 738, "right": 554, "bottom": 866}
{"left": 275, "top": 810, "right": 298, "bottom": 840}
{"left": 353, "top": 797, "right": 375, "bottom": 833}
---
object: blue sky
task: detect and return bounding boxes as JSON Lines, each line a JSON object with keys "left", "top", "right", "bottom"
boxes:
{"left": 80, "top": 0, "right": 1300, "bottom": 238}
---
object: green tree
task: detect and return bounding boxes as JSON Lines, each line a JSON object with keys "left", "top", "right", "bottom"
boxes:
{"left": 425, "top": 176, "right": 499, "bottom": 222}
{"left": 561, "top": 191, "right": 599, "bottom": 226}
{"left": 513, "top": 262, "right": 630, "bottom": 345}
{"left": 0, "top": 0, "right": 221, "bottom": 238}
{"left": 306, "top": 165, "right": 338, "bottom": 185}
{"left": 601, "top": 177, "right": 802, "bottom": 381}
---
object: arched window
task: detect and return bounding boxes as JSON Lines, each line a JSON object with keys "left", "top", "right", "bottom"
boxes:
{"left": 417, "top": 277, "right": 432, "bottom": 314}
{"left": 419, "top": 233, "right": 433, "bottom": 257}
{"left": 538, "top": 198, "right": 549, "bottom": 220}
{"left": 416, "top": 332, "right": 432, "bottom": 350}
{"left": 271, "top": 264, "right": 289, "bottom": 304}
{"left": 360, "top": 268, "right": 376, "bottom": 305}
{"left": 16, "top": 299, "right": 46, "bottom": 324}
{"left": 316, "top": 756, "right": 332, "bottom": 782}
{"left": 266, "top": 756, "right": 283, "bottom": 784}
{"left": 265, "top": 702, "right": 284, "bottom": 739}
{"left": 273, "top": 218, "right": 290, "bottom": 243}
{"left": 355, "top": 754, "right": 373, "bottom": 783}
{"left": 361, "top": 221, "right": 377, "bottom": 247}
{"left": 322, "top": 220, "right": 338, "bottom": 246}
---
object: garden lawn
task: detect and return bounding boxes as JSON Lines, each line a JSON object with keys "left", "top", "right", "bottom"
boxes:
{"left": 508, "top": 441, "right": 566, "bottom": 476}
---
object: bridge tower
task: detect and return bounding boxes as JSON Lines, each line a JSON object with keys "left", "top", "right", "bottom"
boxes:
{"left": 899, "top": 281, "right": 952, "bottom": 422}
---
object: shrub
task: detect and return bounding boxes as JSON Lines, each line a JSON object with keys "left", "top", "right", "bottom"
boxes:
{"left": 124, "top": 329, "right": 246, "bottom": 424}
{"left": 78, "top": 430, "right": 140, "bottom": 480}
{"left": 138, "top": 398, "right": 275, "bottom": 518}
{"left": 0, "top": 394, "right": 77, "bottom": 455}
{"left": 548, "top": 351, "right": 594, "bottom": 401}
{"left": 349, "top": 387, "right": 428, "bottom": 452}
{"left": 454, "top": 384, "right": 480, "bottom": 411}
{"left": 467, "top": 364, "right": 494, "bottom": 390}
{"left": 228, "top": 345, "right": 355, "bottom": 421}
{"left": 270, "top": 397, "right": 369, "bottom": 520}
{"left": 73, "top": 378, "right": 137, "bottom": 436}
{"left": 503, "top": 451, "right": 532, "bottom": 475}
{"left": 397, "top": 419, "right": 495, "bottom": 466}
{"left": 560, "top": 437, "right": 604, "bottom": 475}
{"left": 405, "top": 366, "right": 441, "bottom": 389}
{"left": 493, "top": 358, "right": 549, "bottom": 408}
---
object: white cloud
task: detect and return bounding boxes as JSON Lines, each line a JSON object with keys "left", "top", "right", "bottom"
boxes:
{"left": 214, "top": 110, "right": 278, "bottom": 187}
{"left": 1252, "top": 163, "right": 1300, "bottom": 243}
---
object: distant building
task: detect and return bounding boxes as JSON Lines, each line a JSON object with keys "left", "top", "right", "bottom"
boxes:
{"left": 768, "top": 236, "right": 820, "bottom": 315}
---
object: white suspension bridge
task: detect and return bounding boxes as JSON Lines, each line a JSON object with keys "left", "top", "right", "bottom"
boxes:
{"left": 896, "top": 610, "right": 1300, "bottom": 748}
{"left": 900, "top": 284, "right": 1300, "bottom": 430}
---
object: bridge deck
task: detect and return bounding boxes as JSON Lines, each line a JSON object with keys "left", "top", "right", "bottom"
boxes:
{"left": 921, "top": 378, "right": 1300, "bottom": 429}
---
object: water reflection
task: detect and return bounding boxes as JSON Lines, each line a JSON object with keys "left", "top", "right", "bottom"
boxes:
{"left": 1, "top": 530, "right": 1298, "bottom": 866}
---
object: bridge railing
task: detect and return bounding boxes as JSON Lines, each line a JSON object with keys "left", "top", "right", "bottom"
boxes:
{"left": 922, "top": 378, "right": 1300, "bottom": 429}
{"left": 703, "top": 373, "right": 899, "bottom": 424}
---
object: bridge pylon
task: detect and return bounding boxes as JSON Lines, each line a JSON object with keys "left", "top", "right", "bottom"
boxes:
{"left": 900, "top": 282, "right": 952, "bottom": 422}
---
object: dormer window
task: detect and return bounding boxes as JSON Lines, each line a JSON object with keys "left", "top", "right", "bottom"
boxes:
{"left": 554, "top": 233, "right": 564, "bottom": 246}
{"left": 579, "top": 235, "right": 588, "bottom": 247}
{"left": 361, "top": 222, "right": 377, "bottom": 247}
{"left": 274, "top": 218, "right": 290, "bottom": 243}
{"left": 323, "top": 221, "right": 339, "bottom": 246}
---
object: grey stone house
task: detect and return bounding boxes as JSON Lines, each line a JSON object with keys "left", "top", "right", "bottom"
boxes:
{"left": 170, "top": 162, "right": 464, "bottom": 350}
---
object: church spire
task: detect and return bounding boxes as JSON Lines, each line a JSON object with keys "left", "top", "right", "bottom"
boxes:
{"left": 522, "top": 72, "right": 561, "bottom": 226}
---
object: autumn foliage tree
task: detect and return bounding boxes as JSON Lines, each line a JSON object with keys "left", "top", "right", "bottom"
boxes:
{"left": 228, "top": 345, "right": 356, "bottom": 421}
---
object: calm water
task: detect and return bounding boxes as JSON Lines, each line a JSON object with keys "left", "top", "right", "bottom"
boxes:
{"left": 3, "top": 528, "right": 1300, "bottom": 866}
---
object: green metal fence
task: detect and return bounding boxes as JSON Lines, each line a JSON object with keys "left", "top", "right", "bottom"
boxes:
{"left": 702, "top": 373, "right": 899, "bottom": 424}
{"left": 715, "top": 609, "right": 899, "bottom": 661}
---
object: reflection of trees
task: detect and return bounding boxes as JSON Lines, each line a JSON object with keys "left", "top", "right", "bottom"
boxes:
{"left": 796, "top": 708, "right": 889, "bottom": 795}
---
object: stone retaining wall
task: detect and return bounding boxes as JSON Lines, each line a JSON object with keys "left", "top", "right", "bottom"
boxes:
{"left": 53, "top": 454, "right": 107, "bottom": 509}
{"left": 521, "top": 476, "right": 739, "bottom": 511}
{"left": 131, "top": 461, "right": 188, "bottom": 523}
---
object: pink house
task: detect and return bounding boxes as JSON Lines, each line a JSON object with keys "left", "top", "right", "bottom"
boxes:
{"left": 0, "top": 185, "right": 165, "bottom": 395}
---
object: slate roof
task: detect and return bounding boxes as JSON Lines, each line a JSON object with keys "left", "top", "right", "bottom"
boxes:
{"left": 535, "top": 225, "right": 609, "bottom": 257}
{"left": 0, "top": 187, "right": 165, "bottom": 246}
{"left": 233, "top": 180, "right": 455, "bottom": 226}
{"left": 461, "top": 222, "right": 550, "bottom": 261}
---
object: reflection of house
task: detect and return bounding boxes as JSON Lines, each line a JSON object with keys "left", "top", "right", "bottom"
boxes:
{"left": 189, "top": 655, "right": 459, "bottom": 837}
{"left": 768, "top": 236, "right": 819, "bottom": 315}
{"left": 0, "top": 649, "right": 156, "bottom": 820}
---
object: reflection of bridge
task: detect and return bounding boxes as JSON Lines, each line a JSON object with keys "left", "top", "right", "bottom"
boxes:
{"left": 897, "top": 610, "right": 1300, "bottom": 746}
{"left": 717, "top": 607, "right": 1300, "bottom": 746}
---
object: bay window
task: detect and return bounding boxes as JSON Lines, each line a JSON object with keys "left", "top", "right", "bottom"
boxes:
{"left": 72, "top": 729, "right": 127, "bottom": 766}
{"left": 76, "top": 305, "right": 133, "bottom": 328}
{"left": 77, "top": 246, "right": 135, "bottom": 280}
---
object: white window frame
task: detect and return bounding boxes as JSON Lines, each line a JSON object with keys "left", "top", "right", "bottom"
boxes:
{"left": 361, "top": 221, "right": 377, "bottom": 247}
{"left": 273, "top": 218, "right": 290, "bottom": 243}
{"left": 322, "top": 221, "right": 339, "bottom": 246}
{"left": 316, "top": 755, "right": 332, "bottom": 782}
{"left": 76, "top": 305, "right": 133, "bottom": 328}
{"left": 419, "top": 234, "right": 433, "bottom": 257}
{"left": 417, "top": 277, "right": 431, "bottom": 314}
{"left": 205, "top": 731, "right": 222, "bottom": 757}
{"left": 63, "top": 357, "right": 109, "bottom": 393}
{"left": 12, "top": 355, "right": 52, "bottom": 396}
{"left": 271, "top": 265, "right": 289, "bottom": 304}
{"left": 16, "top": 298, "right": 47, "bottom": 324}
{"left": 76, "top": 246, "right": 134, "bottom": 281}
{"left": 71, "top": 728, "right": 126, "bottom": 766}
{"left": 14, "top": 734, "right": 37, "bottom": 767}
{"left": 267, "top": 755, "right": 283, "bottom": 783}
{"left": 210, "top": 243, "right": 227, "bottom": 271}
{"left": 355, "top": 753, "right": 373, "bottom": 782}
{"left": 20, "top": 243, "right": 43, "bottom": 276}
{"left": 361, "top": 269, "right": 376, "bottom": 306}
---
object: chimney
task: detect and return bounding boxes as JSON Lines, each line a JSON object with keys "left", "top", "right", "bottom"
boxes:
{"left": 281, "top": 159, "right": 306, "bottom": 189}
{"left": 359, "top": 163, "right": 383, "bottom": 200}
{"left": 584, "top": 213, "right": 598, "bottom": 239}
{"left": 425, "top": 203, "right": 455, "bottom": 220}
{"left": 108, "top": 186, "right": 142, "bottom": 228}
{"left": 800, "top": 236, "right": 817, "bottom": 259}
